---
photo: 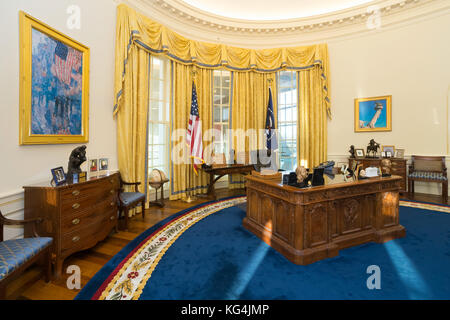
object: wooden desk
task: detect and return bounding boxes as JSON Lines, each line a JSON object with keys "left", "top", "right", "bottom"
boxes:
{"left": 244, "top": 174, "right": 405, "bottom": 265}
{"left": 202, "top": 164, "right": 254, "bottom": 199}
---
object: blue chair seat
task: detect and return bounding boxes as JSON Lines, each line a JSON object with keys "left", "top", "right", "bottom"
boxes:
{"left": 119, "top": 192, "right": 145, "bottom": 206}
{"left": 0, "top": 237, "right": 52, "bottom": 280}
{"left": 408, "top": 171, "right": 448, "bottom": 181}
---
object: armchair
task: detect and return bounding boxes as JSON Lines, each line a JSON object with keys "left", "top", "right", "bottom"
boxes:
{"left": 408, "top": 155, "right": 448, "bottom": 203}
{"left": 0, "top": 210, "right": 52, "bottom": 299}
{"left": 118, "top": 174, "right": 146, "bottom": 231}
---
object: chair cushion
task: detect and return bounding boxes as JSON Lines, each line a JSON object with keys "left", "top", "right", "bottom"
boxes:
{"left": 119, "top": 192, "right": 145, "bottom": 206}
{"left": 0, "top": 237, "right": 52, "bottom": 280}
{"left": 408, "top": 171, "right": 448, "bottom": 181}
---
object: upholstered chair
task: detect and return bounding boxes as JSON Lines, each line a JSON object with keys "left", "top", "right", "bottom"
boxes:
{"left": 0, "top": 210, "right": 52, "bottom": 299}
{"left": 118, "top": 174, "right": 146, "bottom": 231}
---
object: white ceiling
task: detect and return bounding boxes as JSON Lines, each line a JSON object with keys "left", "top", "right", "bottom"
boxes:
{"left": 180, "top": 0, "right": 375, "bottom": 20}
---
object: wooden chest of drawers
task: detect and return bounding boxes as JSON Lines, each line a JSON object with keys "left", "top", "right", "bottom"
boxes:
{"left": 349, "top": 158, "right": 407, "bottom": 193}
{"left": 24, "top": 172, "right": 120, "bottom": 279}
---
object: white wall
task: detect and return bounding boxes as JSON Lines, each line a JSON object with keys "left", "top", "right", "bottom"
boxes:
{"left": 327, "top": 12, "right": 450, "bottom": 195}
{"left": 0, "top": 0, "right": 117, "bottom": 239}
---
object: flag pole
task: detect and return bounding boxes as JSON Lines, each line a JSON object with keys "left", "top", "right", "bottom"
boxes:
{"left": 182, "top": 69, "right": 199, "bottom": 203}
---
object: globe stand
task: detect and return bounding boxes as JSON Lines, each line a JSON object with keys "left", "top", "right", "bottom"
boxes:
{"left": 149, "top": 180, "right": 169, "bottom": 207}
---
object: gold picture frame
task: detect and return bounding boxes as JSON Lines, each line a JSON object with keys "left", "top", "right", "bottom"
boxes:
{"left": 19, "top": 11, "right": 90, "bottom": 145}
{"left": 354, "top": 95, "right": 392, "bottom": 132}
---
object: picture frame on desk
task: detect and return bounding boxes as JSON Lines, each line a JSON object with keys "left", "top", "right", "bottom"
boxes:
{"left": 355, "top": 148, "right": 365, "bottom": 159}
{"left": 382, "top": 145, "right": 395, "bottom": 157}
{"left": 395, "top": 149, "right": 405, "bottom": 159}
{"left": 51, "top": 166, "right": 66, "bottom": 186}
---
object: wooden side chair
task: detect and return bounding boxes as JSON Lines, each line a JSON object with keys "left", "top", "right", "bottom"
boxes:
{"left": 0, "top": 210, "right": 52, "bottom": 299}
{"left": 408, "top": 155, "right": 448, "bottom": 203}
{"left": 118, "top": 174, "right": 146, "bottom": 231}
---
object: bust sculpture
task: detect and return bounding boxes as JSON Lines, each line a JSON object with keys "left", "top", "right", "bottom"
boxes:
{"left": 348, "top": 145, "right": 356, "bottom": 158}
{"left": 295, "top": 166, "right": 308, "bottom": 183}
{"left": 67, "top": 145, "right": 87, "bottom": 181}
{"left": 381, "top": 158, "right": 392, "bottom": 176}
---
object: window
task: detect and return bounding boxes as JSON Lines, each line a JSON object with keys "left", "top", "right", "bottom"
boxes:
{"left": 212, "top": 70, "right": 231, "bottom": 160}
{"left": 148, "top": 56, "right": 170, "bottom": 178}
{"left": 277, "top": 71, "right": 298, "bottom": 171}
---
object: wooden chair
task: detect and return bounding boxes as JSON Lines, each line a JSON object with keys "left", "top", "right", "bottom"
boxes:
{"left": 118, "top": 175, "right": 146, "bottom": 231}
{"left": 0, "top": 210, "right": 52, "bottom": 299}
{"left": 408, "top": 155, "right": 448, "bottom": 203}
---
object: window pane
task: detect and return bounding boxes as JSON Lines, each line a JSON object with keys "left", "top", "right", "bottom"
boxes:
{"left": 277, "top": 70, "right": 298, "bottom": 171}
{"left": 222, "top": 106, "right": 229, "bottom": 122}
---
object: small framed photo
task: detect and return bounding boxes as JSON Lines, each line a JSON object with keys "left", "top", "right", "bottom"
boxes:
{"left": 382, "top": 145, "right": 395, "bottom": 156}
{"left": 99, "top": 158, "right": 109, "bottom": 171}
{"left": 386, "top": 151, "right": 392, "bottom": 158}
{"left": 395, "top": 149, "right": 405, "bottom": 159}
{"left": 79, "top": 171, "right": 87, "bottom": 182}
{"left": 381, "top": 151, "right": 386, "bottom": 158}
{"left": 51, "top": 167, "right": 66, "bottom": 186}
{"left": 89, "top": 159, "right": 98, "bottom": 172}
{"left": 355, "top": 148, "right": 365, "bottom": 159}
{"left": 72, "top": 173, "right": 79, "bottom": 184}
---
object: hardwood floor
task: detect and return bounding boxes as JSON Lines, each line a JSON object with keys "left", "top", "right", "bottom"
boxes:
{"left": 5, "top": 188, "right": 245, "bottom": 300}
{"left": 3, "top": 189, "right": 447, "bottom": 300}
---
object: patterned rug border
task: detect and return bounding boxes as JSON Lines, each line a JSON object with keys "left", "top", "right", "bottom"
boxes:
{"left": 75, "top": 195, "right": 246, "bottom": 300}
{"left": 400, "top": 199, "right": 450, "bottom": 213}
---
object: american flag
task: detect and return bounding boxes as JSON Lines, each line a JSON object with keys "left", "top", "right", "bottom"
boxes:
{"left": 186, "top": 82, "right": 204, "bottom": 173}
{"left": 54, "top": 41, "right": 82, "bottom": 85}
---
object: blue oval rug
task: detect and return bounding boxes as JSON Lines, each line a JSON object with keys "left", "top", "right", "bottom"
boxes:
{"left": 76, "top": 196, "right": 450, "bottom": 300}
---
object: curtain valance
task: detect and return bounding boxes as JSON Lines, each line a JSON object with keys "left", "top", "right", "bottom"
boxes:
{"left": 114, "top": 4, "right": 330, "bottom": 116}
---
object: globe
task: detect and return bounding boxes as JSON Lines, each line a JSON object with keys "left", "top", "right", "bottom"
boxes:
{"left": 149, "top": 169, "right": 168, "bottom": 188}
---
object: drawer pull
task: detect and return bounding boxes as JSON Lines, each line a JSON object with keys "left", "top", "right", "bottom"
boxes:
{"left": 72, "top": 236, "right": 80, "bottom": 243}
{"left": 72, "top": 218, "right": 80, "bottom": 225}
{"left": 109, "top": 179, "right": 115, "bottom": 184}
{"left": 110, "top": 215, "right": 115, "bottom": 221}
{"left": 110, "top": 202, "right": 115, "bottom": 207}
{"left": 110, "top": 189, "right": 115, "bottom": 194}
{"left": 72, "top": 190, "right": 80, "bottom": 196}
{"left": 72, "top": 203, "right": 81, "bottom": 209}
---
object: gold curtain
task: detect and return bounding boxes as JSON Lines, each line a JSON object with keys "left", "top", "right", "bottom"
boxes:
{"left": 297, "top": 66, "right": 328, "bottom": 169}
{"left": 116, "top": 46, "right": 150, "bottom": 216}
{"left": 230, "top": 72, "right": 277, "bottom": 188}
{"left": 114, "top": 4, "right": 330, "bottom": 117}
{"left": 170, "top": 64, "right": 213, "bottom": 200}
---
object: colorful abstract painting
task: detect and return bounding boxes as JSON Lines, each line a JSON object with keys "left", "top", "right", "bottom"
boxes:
{"left": 31, "top": 28, "right": 83, "bottom": 135}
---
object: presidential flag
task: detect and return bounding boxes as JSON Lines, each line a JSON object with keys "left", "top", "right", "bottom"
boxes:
{"left": 265, "top": 87, "right": 278, "bottom": 151}
{"left": 186, "top": 82, "right": 204, "bottom": 174}
{"left": 54, "top": 41, "right": 82, "bottom": 85}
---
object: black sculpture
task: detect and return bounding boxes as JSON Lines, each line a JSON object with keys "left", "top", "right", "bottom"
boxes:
{"left": 366, "top": 139, "right": 380, "bottom": 158}
{"left": 67, "top": 145, "right": 87, "bottom": 182}
{"left": 349, "top": 145, "right": 356, "bottom": 158}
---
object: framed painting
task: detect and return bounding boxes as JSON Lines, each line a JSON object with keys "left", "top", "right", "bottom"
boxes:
{"left": 19, "top": 11, "right": 89, "bottom": 145}
{"left": 354, "top": 95, "right": 391, "bottom": 132}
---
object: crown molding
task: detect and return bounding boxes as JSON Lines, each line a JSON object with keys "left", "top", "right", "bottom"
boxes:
{"left": 115, "top": 0, "right": 450, "bottom": 47}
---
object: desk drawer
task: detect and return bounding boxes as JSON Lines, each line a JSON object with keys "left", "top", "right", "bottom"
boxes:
{"left": 61, "top": 196, "right": 117, "bottom": 233}
{"left": 61, "top": 210, "right": 117, "bottom": 253}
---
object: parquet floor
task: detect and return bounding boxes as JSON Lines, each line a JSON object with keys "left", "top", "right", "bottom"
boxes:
{"left": 3, "top": 189, "right": 447, "bottom": 300}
